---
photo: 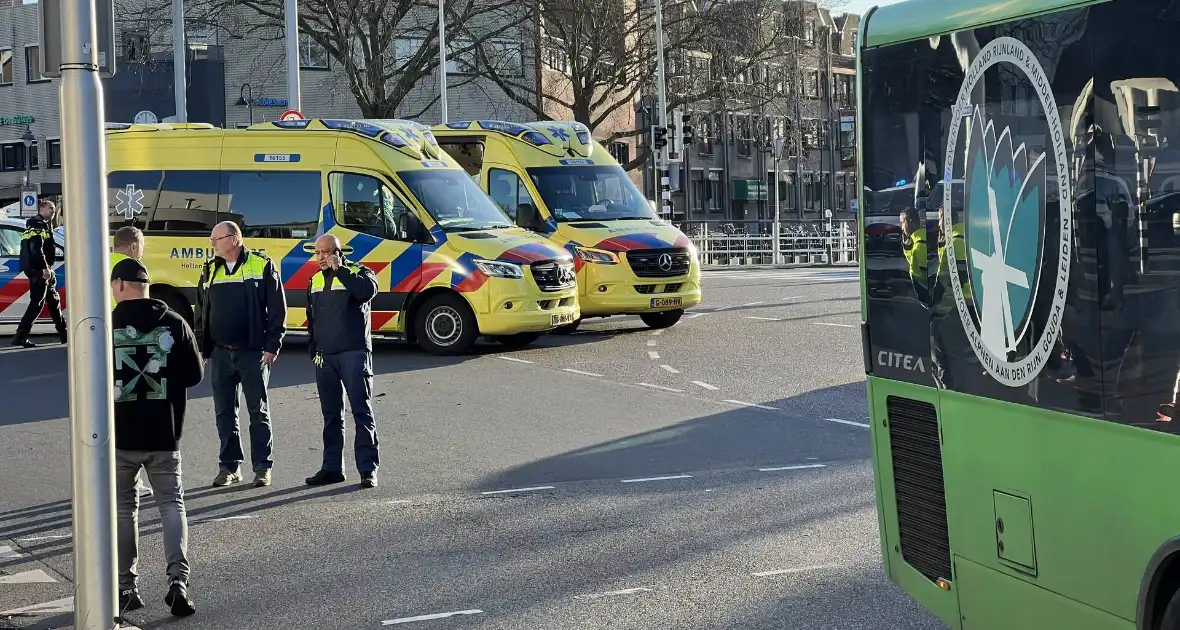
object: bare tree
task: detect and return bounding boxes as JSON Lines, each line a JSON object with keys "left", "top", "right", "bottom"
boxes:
{"left": 187, "top": 0, "right": 524, "bottom": 118}
{"left": 469, "top": 0, "right": 816, "bottom": 170}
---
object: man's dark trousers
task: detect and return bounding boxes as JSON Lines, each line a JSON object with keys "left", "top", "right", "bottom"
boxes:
{"left": 16, "top": 273, "right": 65, "bottom": 338}
{"left": 211, "top": 346, "right": 273, "bottom": 473}
{"left": 315, "top": 349, "right": 379, "bottom": 474}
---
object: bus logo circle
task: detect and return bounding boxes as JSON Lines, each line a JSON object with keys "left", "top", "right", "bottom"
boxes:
{"left": 942, "top": 36, "right": 1073, "bottom": 388}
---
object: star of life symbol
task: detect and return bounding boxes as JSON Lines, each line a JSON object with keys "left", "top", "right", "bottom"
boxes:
{"left": 548, "top": 126, "right": 571, "bottom": 141}
{"left": 942, "top": 36, "right": 1073, "bottom": 388}
{"left": 115, "top": 184, "right": 145, "bottom": 220}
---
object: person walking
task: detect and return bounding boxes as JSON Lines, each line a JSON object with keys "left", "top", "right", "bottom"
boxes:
{"left": 111, "top": 225, "right": 153, "bottom": 498}
{"left": 110, "top": 258, "right": 202, "bottom": 618}
{"left": 10, "top": 200, "right": 66, "bottom": 348}
{"left": 195, "top": 221, "right": 286, "bottom": 488}
{"left": 305, "top": 234, "right": 381, "bottom": 488}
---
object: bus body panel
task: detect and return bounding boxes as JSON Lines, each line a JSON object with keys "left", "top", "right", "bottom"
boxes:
{"left": 432, "top": 121, "right": 702, "bottom": 320}
{"left": 102, "top": 120, "right": 578, "bottom": 341}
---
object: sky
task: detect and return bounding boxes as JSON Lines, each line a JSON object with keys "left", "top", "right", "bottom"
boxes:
{"left": 840, "top": 0, "right": 904, "bottom": 17}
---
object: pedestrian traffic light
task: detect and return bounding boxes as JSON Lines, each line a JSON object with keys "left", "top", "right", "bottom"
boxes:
{"left": 681, "top": 114, "right": 694, "bottom": 145}
{"left": 652, "top": 125, "right": 667, "bottom": 150}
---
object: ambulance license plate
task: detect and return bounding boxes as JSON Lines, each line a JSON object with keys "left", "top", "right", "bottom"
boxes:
{"left": 551, "top": 312, "right": 576, "bottom": 326}
{"left": 650, "top": 297, "right": 682, "bottom": 308}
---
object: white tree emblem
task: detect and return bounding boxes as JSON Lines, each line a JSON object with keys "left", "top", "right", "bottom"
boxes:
{"left": 115, "top": 184, "right": 145, "bottom": 220}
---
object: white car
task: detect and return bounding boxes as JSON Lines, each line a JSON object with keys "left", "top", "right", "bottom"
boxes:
{"left": 0, "top": 217, "right": 66, "bottom": 324}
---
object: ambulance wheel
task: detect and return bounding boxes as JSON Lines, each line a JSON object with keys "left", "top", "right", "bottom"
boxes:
{"left": 640, "top": 309, "right": 683, "bottom": 329}
{"left": 493, "top": 332, "right": 541, "bottom": 348}
{"left": 415, "top": 293, "right": 477, "bottom": 356}
{"left": 552, "top": 318, "right": 581, "bottom": 334}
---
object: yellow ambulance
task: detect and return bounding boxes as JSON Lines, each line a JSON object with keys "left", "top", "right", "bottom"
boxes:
{"left": 103, "top": 119, "right": 578, "bottom": 355}
{"left": 432, "top": 120, "right": 701, "bottom": 332}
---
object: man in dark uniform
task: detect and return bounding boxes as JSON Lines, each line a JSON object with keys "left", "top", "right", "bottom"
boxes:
{"left": 304, "top": 233, "right": 381, "bottom": 488}
{"left": 11, "top": 200, "right": 67, "bottom": 348}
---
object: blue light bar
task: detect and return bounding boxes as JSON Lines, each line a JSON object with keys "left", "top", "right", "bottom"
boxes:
{"left": 322, "top": 119, "right": 384, "bottom": 137}
{"left": 272, "top": 120, "right": 312, "bottom": 129}
{"left": 522, "top": 131, "right": 553, "bottom": 146}
{"left": 445, "top": 120, "right": 473, "bottom": 129}
{"left": 380, "top": 132, "right": 409, "bottom": 148}
{"left": 576, "top": 132, "right": 590, "bottom": 144}
{"left": 477, "top": 120, "right": 529, "bottom": 136}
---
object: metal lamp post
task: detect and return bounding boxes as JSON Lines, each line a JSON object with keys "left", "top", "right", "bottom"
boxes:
{"left": 236, "top": 84, "right": 254, "bottom": 125}
{"left": 21, "top": 125, "right": 34, "bottom": 186}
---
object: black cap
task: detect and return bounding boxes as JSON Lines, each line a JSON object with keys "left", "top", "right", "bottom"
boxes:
{"left": 111, "top": 258, "right": 149, "bottom": 284}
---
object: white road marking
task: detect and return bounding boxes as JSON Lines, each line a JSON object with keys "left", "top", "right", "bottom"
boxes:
{"left": 814, "top": 322, "right": 856, "bottom": 328}
{"left": 691, "top": 381, "right": 720, "bottom": 390}
{"left": 17, "top": 535, "right": 70, "bottom": 543}
{"left": 497, "top": 356, "right": 535, "bottom": 364}
{"left": 824, "top": 417, "right": 871, "bottom": 428}
{"left": 647, "top": 340, "right": 657, "bottom": 346}
{"left": 651, "top": 330, "right": 664, "bottom": 336}
{"left": 684, "top": 311, "right": 709, "bottom": 319}
{"left": 712, "top": 305, "right": 734, "bottom": 311}
{"left": 574, "top": 586, "right": 653, "bottom": 600}
{"left": 388, "top": 500, "right": 412, "bottom": 505}
{"left": 742, "top": 301, "right": 765, "bottom": 307}
{"left": 745, "top": 316, "right": 781, "bottom": 321}
{"left": 636, "top": 382, "right": 684, "bottom": 393}
{"left": 0, "top": 545, "right": 23, "bottom": 559}
{"left": 759, "top": 464, "right": 828, "bottom": 472}
{"left": 780, "top": 296, "right": 801, "bottom": 301}
{"left": 0, "top": 569, "right": 57, "bottom": 584}
{"left": 647, "top": 351, "right": 661, "bottom": 360}
{"left": 0, "top": 596, "right": 74, "bottom": 616}
{"left": 723, "top": 400, "right": 779, "bottom": 411}
{"left": 752, "top": 564, "right": 836, "bottom": 577}
{"left": 563, "top": 368, "right": 604, "bottom": 377}
{"left": 480, "top": 485, "right": 555, "bottom": 496}
{"left": 200, "top": 515, "right": 258, "bottom": 523}
{"left": 382, "top": 610, "right": 484, "bottom": 625}
{"left": 660, "top": 364, "right": 680, "bottom": 374}
{"left": 621, "top": 474, "right": 693, "bottom": 484}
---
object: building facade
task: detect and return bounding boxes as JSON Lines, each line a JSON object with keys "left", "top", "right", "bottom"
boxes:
{"left": 644, "top": 2, "right": 860, "bottom": 228}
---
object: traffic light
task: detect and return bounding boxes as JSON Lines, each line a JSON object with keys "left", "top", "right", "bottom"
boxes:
{"left": 652, "top": 125, "right": 668, "bottom": 150}
{"left": 681, "top": 114, "right": 694, "bottom": 145}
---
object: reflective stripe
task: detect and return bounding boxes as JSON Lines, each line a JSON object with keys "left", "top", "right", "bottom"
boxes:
{"left": 210, "top": 254, "right": 268, "bottom": 285}
{"left": 309, "top": 262, "right": 363, "bottom": 292}
{"left": 21, "top": 229, "right": 50, "bottom": 240}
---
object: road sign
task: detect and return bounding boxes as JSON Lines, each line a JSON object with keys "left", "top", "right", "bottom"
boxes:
{"left": 20, "top": 190, "right": 38, "bottom": 218}
{"left": 133, "top": 110, "right": 158, "bottom": 124}
{"left": 279, "top": 110, "right": 304, "bottom": 121}
{"left": 39, "top": 0, "right": 117, "bottom": 78}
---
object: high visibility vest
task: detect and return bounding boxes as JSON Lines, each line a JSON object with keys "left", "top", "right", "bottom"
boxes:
{"left": 207, "top": 254, "right": 268, "bottom": 286}
{"left": 309, "top": 261, "right": 365, "bottom": 294}
{"left": 902, "top": 231, "right": 929, "bottom": 289}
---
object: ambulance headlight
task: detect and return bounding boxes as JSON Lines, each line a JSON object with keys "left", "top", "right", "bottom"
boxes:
{"left": 473, "top": 259, "right": 524, "bottom": 279}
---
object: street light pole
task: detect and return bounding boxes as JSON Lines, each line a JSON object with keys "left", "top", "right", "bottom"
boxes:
{"left": 285, "top": 0, "right": 301, "bottom": 113}
{"left": 21, "top": 125, "right": 34, "bottom": 186}
{"left": 438, "top": 0, "right": 448, "bottom": 123}
{"left": 58, "top": 0, "right": 117, "bottom": 626}
{"left": 653, "top": 0, "right": 669, "bottom": 216}
{"left": 773, "top": 140, "right": 782, "bottom": 265}
{"left": 172, "top": 0, "right": 187, "bottom": 122}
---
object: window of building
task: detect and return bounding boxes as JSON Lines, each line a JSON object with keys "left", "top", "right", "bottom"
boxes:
{"left": 805, "top": 20, "right": 815, "bottom": 45}
{"left": 446, "top": 38, "right": 479, "bottom": 74}
{"left": 349, "top": 36, "right": 368, "bottom": 71}
{"left": 330, "top": 171, "right": 414, "bottom": 241}
{"left": 300, "top": 32, "right": 329, "bottom": 69}
{"left": 219, "top": 171, "right": 321, "bottom": 239}
{"left": 544, "top": 37, "right": 569, "bottom": 73}
{"left": 808, "top": 70, "right": 820, "bottom": 98}
{"left": 487, "top": 169, "right": 537, "bottom": 223}
{"left": 107, "top": 170, "right": 163, "bottom": 230}
{"left": 0, "top": 141, "right": 36, "bottom": 172}
{"left": 46, "top": 139, "right": 60, "bottom": 168}
{"left": 25, "top": 45, "right": 46, "bottom": 83}
{"left": 0, "top": 49, "right": 12, "bottom": 85}
{"left": 153, "top": 170, "right": 220, "bottom": 232}
{"left": 608, "top": 141, "right": 629, "bottom": 165}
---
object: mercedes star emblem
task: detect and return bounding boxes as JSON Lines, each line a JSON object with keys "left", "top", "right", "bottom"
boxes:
{"left": 658, "top": 253, "right": 674, "bottom": 272}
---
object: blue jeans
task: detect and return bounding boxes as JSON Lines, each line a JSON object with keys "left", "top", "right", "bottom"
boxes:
{"left": 316, "top": 350, "right": 380, "bottom": 474}
{"left": 211, "top": 347, "right": 273, "bottom": 473}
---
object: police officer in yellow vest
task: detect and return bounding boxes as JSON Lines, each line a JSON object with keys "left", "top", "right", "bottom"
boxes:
{"left": 10, "top": 200, "right": 66, "bottom": 347}
{"left": 304, "top": 234, "right": 381, "bottom": 488}
{"left": 900, "top": 206, "right": 929, "bottom": 303}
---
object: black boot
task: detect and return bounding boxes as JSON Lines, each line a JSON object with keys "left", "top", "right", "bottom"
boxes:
{"left": 10, "top": 336, "right": 36, "bottom": 348}
{"left": 58, "top": 329, "right": 67, "bottom": 344}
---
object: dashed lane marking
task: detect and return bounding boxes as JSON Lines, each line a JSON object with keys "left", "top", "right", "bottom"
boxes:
{"left": 621, "top": 474, "right": 693, "bottom": 484}
{"left": 563, "top": 368, "right": 604, "bottom": 377}
{"left": 751, "top": 564, "right": 837, "bottom": 577}
{"left": 17, "top": 535, "right": 70, "bottom": 543}
{"left": 651, "top": 330, "right": 664, "bottom": 336}
{"left": 824, "top": 417, "right": 870, "bottom": 428}
{"left": 197, "top": 515, "right": 259, "bottom": 523}
{"left": 684, "top": 312, "right": 709, "bottom": 319}
{"left": 0, "top": 569, "right": 57, "bottom": 584}
{"left": 660, "top": 364, "right": 680, "bottom": 374}
{"left": 742, "top": 301, "right": 765, "bottom": 307}
{"left": 637, "top": 382, "right": 683, "bottom": 393}
{"left": 647, "top": 351, "right": 661, "bottom": 360}
{"left": 382, "top": 610, "right": 485, "bottom": 625}
{"left": 745, "top": 316, "right": 781, "bottom": 321}
{"left": 758, "top": 464, "right": 828, "bottom": 472}
{"left": 0, "top": 545, "right": 23, "bottom": 560}
{"left": 647, "top": 340, "right": 657, "bottom": 346}
{"left": 574, "top": 587, "right": 654, "bottom": 600}
{"left": 0, "top": 596, "right": 74, "bottom": 616}
{"left": 723, "top": 400, "right": 779, "bottom": 411}
{"left": 480, "top": 486, "right": 555, "bottom": 496}
{"left": 497, "top": 356, "right": 535, "bottom": 364}
{"left": 814, "top": 322, "right": 856, "bottom": 328}
{"left": 691, "top": 381, "right": 719, "bottom": 390}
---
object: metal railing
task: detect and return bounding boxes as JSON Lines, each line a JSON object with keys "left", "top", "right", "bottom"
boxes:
{"left": 676, "top": 220, "right": 859, "bottom": 267}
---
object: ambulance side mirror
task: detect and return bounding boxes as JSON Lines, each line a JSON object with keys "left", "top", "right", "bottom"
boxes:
{"left": 517, "top": 203, "right": 545, "bottom": 232}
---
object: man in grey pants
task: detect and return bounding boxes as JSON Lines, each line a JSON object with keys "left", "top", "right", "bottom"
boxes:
{"left": 110, "top": 258, "right": 203, "bottom": 618}
{"left": 195, "top": 221, "right": 287, "bottom": 487}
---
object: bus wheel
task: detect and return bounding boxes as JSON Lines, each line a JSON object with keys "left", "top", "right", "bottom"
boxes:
{"left": 640, "top": 309, "right": 683, "bottom": 329}
{"left": 1162, "top": 587, "right": 1180, "bottom": 630}
{"left": 493, "top": 332, "right": 541, "bottom": 348}
{"left": 415, "top": 293, "right": 477, "bottom": 356}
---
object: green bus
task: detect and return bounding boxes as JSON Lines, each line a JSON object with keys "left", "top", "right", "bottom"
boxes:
{"left": 858, "top": 0, "right": 1180, "bottom": 628}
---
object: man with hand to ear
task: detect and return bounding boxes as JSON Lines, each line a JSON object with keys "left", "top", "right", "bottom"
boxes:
{"left": 304, "top": 234, "right": 382, "bottom": 489}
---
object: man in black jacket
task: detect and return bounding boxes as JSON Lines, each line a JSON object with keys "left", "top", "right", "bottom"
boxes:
{"left": 305, "top": 233, "right": 381, "bottom": 488}
{"left": 10, "top": 200, "right": 66, "bottom": 347}
{"left": 110, "top": 258, "right": 203, "bottom": 618}
{"left": 195, "top": 221, "right": 287, "bottom": 488}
